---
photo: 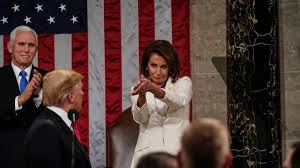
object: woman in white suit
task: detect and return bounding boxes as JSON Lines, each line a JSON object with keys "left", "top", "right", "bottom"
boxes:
{"left": 130, "top": 40, "right": 193, "bottom": 168}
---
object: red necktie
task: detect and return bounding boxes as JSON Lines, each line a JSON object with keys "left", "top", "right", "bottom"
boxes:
{"left": 72, "top": 123, "right": 82, "bottom": 144}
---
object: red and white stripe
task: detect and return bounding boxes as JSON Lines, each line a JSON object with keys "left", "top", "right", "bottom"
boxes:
{"left": 0, "top": 0, "right": 190, "bottom": 167}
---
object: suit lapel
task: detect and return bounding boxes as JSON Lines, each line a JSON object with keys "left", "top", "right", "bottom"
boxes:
{"left": 164, "top": 77, "right": 174, "bottom": 92}
{"left": 74, "top": 135, "right": 90, "bottom": 164}
{"left": 7, "top": 65, "right": 21, "bottom": 95}
{"left": 49, "top": 109, "right": 73, "bottom": 136}
{"left": 29, "top": 66, "right": 35, "bottom": 81}
{"left": 47, "top": 109, "right": 90, "bottom": 164}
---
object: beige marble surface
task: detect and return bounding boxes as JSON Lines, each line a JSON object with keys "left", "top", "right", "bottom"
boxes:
{"left": 279, "top": 0, "right": 300, "bottom": 160}
{"left": 190, "top": 0, "right": 227, "bottom": 125}
{"left": 190, "top": 0, "right": 300, "bottom": 163}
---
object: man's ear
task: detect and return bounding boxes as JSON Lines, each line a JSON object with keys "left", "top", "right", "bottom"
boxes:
{"left": 7, "top": 41, "right": 12, "bottom": 53}
{"left": 67, "top": 92, "right": 74, "bottom": 103}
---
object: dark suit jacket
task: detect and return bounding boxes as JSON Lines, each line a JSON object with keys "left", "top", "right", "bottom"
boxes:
{"left": 0, "top": 64, "right": 47, "bottom": 168}
{"left": 24, "top": 108, "right": 91, "bottom": 168}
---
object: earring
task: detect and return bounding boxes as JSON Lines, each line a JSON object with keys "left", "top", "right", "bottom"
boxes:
{"left": 145, "top": 67, "right": 148, "bottom": 71}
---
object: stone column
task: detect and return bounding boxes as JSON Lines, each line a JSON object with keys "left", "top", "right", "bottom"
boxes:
{"left": 227, "top": 0, "right": 281, "bottom": 167}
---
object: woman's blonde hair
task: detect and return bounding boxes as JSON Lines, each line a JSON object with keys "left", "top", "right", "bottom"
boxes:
{"left": 43, "top": 69, "right": 83, "bottom": 106}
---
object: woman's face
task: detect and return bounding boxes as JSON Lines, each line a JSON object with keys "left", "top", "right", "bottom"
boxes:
{"left": 147, "top": 53, "right": 169, "bottom": 86}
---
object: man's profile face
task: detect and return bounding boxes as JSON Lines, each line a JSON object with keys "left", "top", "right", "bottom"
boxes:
{"left": 8, "top": 31, "right": 37, "bottom": 69}
{"left": 71, "top": 81, "right": 84, "bottom": 113}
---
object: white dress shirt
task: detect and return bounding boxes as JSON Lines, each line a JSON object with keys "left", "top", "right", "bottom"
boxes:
{"left": 47, "top": 106, "right": 72, "bottom": 130}
{"left": 11, "top": 62, "right": 42, "bottom": 112}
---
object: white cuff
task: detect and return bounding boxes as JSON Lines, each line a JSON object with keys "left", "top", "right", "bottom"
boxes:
{"left": 135, "top": 103, "right": 147, "bottom": 112}
{"left": 15, "top": 96, "right": 23, "bottom": 113}
{"left": 33, "top": 89, "right": 43, "bottom": 107}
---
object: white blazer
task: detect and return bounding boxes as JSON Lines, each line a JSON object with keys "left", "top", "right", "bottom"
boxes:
{"left": 130, "top": 76, "right": 193, "bottom": 168}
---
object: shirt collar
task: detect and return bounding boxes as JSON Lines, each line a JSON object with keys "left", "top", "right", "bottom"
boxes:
{"left": 11, "top": 62, "right": 32, "bottom": 79}
{"left": 47, "top": 106, "right": 72, "bottom": 129}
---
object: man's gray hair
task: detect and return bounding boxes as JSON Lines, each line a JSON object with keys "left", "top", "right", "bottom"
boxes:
{"left": 10, "top": 25, "right": 38, "bottom": 45}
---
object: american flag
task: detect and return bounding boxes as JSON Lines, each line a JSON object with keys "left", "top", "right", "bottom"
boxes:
{"left": 0, "top": 0, "right": 190, "bottom": 167}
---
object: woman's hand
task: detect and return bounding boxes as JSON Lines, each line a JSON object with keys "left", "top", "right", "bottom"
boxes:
{"left": 131, "top": 75, "right": 165, "bottom": 99}
{"left": 131, "top": 75, "right": 153, "bottom": 95}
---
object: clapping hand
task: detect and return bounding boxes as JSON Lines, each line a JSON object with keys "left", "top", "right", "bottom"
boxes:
{"left": 31, "top": 69, "right": 43, "bottom": 97}
{"left": 130, "top": 75, "right": 154, "bottom": 95}
{"left": 18, "top": 69, "right": 43, "bottom": 106}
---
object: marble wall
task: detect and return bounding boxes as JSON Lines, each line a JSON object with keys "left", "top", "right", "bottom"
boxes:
{"left": 190, "top": 0, "right": 300, "bottom": 166}
{"left": 279, "top": 0, "right": 300, "bottom": 158}
{"left": 227, "top": 0, "right": 281, "bottom": 167}
{"left": 190, "top": 0, "right": 227, "bottom": 123}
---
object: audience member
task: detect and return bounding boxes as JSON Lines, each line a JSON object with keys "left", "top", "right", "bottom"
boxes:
{"left": 179, "top": 118, "right": 232, "bottom": 168}
{"left": 283, "top": 141, "right": 300, "bottom": 168}
{"left": 136, "top": 151, "right": 178, "bottom": 168}
{"left": 24, "top": 69, "right": 91, "bottom": 168}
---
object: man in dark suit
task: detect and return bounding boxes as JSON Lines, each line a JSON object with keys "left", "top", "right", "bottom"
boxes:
{"left": 0, "top": 25, "right": 47, "bottom": 168}
{"left": 25, "top": 69, "right": 91, "bottom": 168}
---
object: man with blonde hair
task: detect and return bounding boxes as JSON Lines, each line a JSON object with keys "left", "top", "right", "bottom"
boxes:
{"left": 179, "top": 118, "right": 232, "bottom": 168}
{"left": 25, "top": 69, "right": 91, "bottom": 168}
